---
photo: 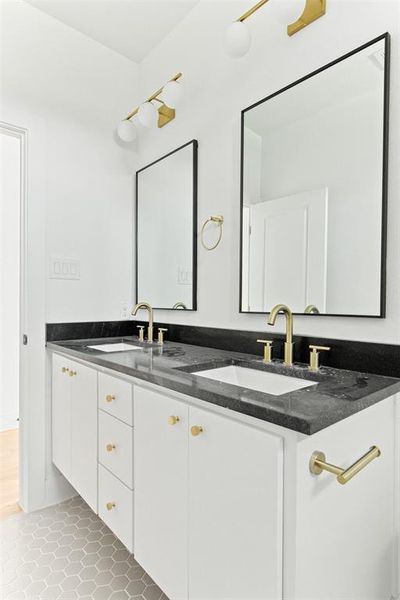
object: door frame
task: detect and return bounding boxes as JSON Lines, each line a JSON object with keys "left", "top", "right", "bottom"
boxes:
{"left": 0, "top": 121, "right": 28, "bottom": 509}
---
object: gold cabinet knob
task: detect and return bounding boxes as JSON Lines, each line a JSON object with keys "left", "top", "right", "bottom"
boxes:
{"left": 106, "top": 444, "right": 116, "bottom": 453}
{"left": 62, "top": 367, "right": 69, "bottom": 373}
{"left": 191, "top": 425, "right": 203, "bottom": 437}
{"left": 106, "top": 394, "right": 115, "bottom": 403}
{"left": 106, "top": 502, "right": 116, "bottom": 511}
{"left": 68, "top": 370, "right": 77, "bottom": 377}
{"left": 168, "top": 415, "right": 180, "bottom": 426}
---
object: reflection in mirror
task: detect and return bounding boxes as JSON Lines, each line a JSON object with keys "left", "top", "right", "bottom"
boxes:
{"left": 136, "top": 140, "right": 197, "bottom": 310}
{"left": 240, "top": 34, "right": 389, "bottom": 317}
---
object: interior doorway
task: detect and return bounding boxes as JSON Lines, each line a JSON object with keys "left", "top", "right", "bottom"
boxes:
{"left": 0, "top": 127, "right": 22, "bottom": 519}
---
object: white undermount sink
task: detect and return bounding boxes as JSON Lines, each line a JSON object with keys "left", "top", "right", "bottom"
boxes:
{"left": 195, "top": 365, "right": 317, "bottom": 396}
{"left": 88, "top": 343, "right": 142, "bottom": 353}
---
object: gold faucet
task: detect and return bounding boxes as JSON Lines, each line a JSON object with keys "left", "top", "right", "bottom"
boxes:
{"left": 132, "top": 302, "right": 154, "bottom": 342}
{"left": 267, "top": 304, "right": 294, "bottom": 366}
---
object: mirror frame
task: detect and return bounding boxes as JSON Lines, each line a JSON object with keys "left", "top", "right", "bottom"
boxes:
{"left": 239, "top": 33, "right": 390, "bottom": 318}
{"left": 135, "top": 139, "right": 198, "bottom": 310}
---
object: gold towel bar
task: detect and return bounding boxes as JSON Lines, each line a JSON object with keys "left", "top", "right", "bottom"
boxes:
{"left": 309, "top": 446, "right": 381, "bottom": 485}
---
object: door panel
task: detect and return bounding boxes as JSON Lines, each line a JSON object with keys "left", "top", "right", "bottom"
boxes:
{"left": 188, "top": 408, "right": 283, "bottom": 600}
{"left": 134, "top": 387, "right": 189, "bottom": 600}
{"left": 70, "top": 362, "right": 98, "bottom": 512}
{"left": 249, "top": 187, "right": 328, "bottom": 313}
{"left": 51, "top": 354, "right": 72, "bottom": 480}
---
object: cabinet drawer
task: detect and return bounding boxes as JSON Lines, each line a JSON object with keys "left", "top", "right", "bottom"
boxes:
{"left": 99, "top": 410, "right": 133, "bottom": 489}
{"left": 98, "top": 372, "right": 133, "bottom": 425}
{"left": 98, "top": 465, "right": 134, "bottom": 554}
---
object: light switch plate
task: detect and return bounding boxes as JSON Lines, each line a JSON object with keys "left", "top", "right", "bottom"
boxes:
{"left": 49, "top": 257, "right": 80, "bottom": 280}
{"left": 177, "top": 266, "right": 192, "bottom": 285}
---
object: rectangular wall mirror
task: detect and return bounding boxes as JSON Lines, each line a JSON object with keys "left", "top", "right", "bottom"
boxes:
{"left": 136, "top": 140, "right": 198, "bottom": 310}
{"left": 240, "top": 34, "right": 389, "bottom": 317}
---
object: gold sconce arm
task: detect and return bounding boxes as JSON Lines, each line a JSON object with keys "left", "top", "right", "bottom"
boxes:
{"left": 310, "top": 446, "right": 381, "bottom": 485}
{"left": 237, "top": 0, "right": 270, "bottom": 22}
{"left": 125, "top": 72, "right": 182, "bottom": 121}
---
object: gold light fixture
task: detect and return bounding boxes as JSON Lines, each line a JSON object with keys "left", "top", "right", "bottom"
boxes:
{"left": 224, "top": 0, "right": 326, "bottom": 58}
{"left": 117, "top": 73, "right": 183, "bottom": 141}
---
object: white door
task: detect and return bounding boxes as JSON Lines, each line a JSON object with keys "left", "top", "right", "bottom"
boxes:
{"left": 70, "top": 362, "right": 97, "bottom": 512}
{"left": 134, "top": 387, "right": 189, "bottom": 600}
{"left": 51, "top": 354, "right": 72, "bottom": 480}
{"left": 249, "top": 188, "right": 328, "bottom": 313}
{"left": 188, "top": 407, "right": 283, "bottom": 600}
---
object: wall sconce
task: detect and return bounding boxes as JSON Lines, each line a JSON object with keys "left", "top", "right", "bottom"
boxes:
{"left": 117, "top": 72, "right": 183, "bottom": 142}
{"left": 224, "top": 0, "right": 326, "bottom": 58}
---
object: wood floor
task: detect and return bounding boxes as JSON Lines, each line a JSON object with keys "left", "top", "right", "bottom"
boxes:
{"left": 0, "top": 428, "right": 21, "bottom": 519}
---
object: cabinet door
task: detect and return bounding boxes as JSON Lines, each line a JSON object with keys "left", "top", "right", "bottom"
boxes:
{"left": 52, "top": 354, "right": 72, "bottom": 479}
{"left": 189, "top": 408, "right": 283, "bottom": 600}
{"left": 134, "top": 387, "right": 189, "bottom": 600}
{"left": 70, "top": 361, "right": 98, "bottom": 512}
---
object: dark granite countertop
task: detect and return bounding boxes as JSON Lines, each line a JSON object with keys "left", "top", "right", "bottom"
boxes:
{"left": 47, "top": 336, "right": 400, "bottom": 435}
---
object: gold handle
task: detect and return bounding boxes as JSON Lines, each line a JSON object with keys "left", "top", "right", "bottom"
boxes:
{"left": 68, "top": 370, "right": 77, "bottom": 377}
{"left": 168, "top": 415, "right": 180, "bottom": 426}
{"left": 309, "top": 345, "right": 330, "bottom": 371}
{"left": 106, "top": 502, "right": 116, "bottom": 511}
{"left": 309, "top": 446, "right": 381, "bottom": 485}
{"left": 106, "top": 444, "right": 116, "bottom": 453}
{"left": 106, "top": 394, "right": 115, "bottom": 403}
{"left": 191, "top": 425, "right": 203, "bottom": 437}
{"left": 158, "top": 328, "right": 168, "bottom": 345}
{"left": 256, "top": 339, "right": 273, "bottom": 363}
{"left": 62, "top": 367, "right": 69, "bottom": 373}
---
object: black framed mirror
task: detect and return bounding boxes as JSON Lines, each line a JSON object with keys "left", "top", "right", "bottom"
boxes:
{"left": 240, "top": 34, "right": 390, "bottom": 317}
{"left": 136, "top": 140, "right": 198, "bottom": 310}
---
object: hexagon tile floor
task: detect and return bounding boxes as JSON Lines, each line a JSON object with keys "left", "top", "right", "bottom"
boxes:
{"left": 0, "top": 496, "right": 169, "bottom": 600}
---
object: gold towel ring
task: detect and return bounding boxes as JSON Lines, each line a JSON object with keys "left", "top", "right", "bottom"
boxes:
{"left": 201, "top": 215, "right": 224, "bottom": 251}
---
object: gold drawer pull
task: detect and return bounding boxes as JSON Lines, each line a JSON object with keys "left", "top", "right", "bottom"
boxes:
{"left": 168, "top": 415, "right": 180, "bottom": 426}
{"left": 106, "top": 502, "right": 116, "bottom": 511}
{"left": 106, "top": 394, "right": 115, "bottom": 403}
{"left": 191, "top": 425, "right": 203, "bottom": 437}
{"left": 106, "top": 444, "right": 116, "bottom": 453}
{"left": 62, "top": 367, "right": 69, "bottom": 373}
{"left": 310, "top": 446, "right": 381, "bottom": 485}
{"left": 68, "top": 370, "right": 77, "bottom": 377}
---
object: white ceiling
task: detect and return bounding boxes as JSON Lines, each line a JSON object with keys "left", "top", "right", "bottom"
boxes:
{"left": 25, "top": 0, "right": 198, "bottom": 63}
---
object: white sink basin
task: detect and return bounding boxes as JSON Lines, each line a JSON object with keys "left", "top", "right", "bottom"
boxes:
{"left": 88, "top": 343, "right": 142, "bottom": 353}
{"left": 195, "top": 365, "right": 317, "bottom": 396}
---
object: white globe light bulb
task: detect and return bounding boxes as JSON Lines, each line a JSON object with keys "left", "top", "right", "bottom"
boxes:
{"left": 138, "top": 102, "right": 158, "bottom": 128}
{"left": 117, "top": 119, "right": 137, "bottom": 142}
{"left": 224, "top": 21, "right": 251, "bottom": 58}
{"left": 161, "top": 80, "right": 183, "bottom": 108}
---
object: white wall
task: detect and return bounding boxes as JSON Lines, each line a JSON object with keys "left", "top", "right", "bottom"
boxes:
{"left": 0, "top": 131, "right": 20, "bottom": 432}
{"left": 0, "top": 0, "right": 139, "bottom": 323}
{"left": 136, "top": 0, "right": 400, "bottom": 344}
{"left": 0, "top": 0, "right": 140, "bottom": 510}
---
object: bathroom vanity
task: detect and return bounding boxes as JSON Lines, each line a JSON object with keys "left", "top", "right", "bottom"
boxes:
{"left": 48, "top": 337, "right": 400, "bottom": 600}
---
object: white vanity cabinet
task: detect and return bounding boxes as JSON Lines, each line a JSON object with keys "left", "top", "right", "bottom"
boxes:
{"left": 51, "top": 351, "right": 398, "bottom": 600}
{"left": 52, "top": 353, "right": 98, "bottom": 512}
{"left": 134, "top": 386, "right": 284, "bottom": 600}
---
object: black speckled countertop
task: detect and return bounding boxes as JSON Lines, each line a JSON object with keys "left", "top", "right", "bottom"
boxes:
{"left": 47, "top": 336, "right": 400, "bottom": 435}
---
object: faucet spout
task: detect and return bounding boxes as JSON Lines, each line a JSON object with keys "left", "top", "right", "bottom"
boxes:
{"left": 132, "top": 302, "right": 154, "bottom": 342}
{"left": 267, "top": 303, "right": 294, "bottom": 366}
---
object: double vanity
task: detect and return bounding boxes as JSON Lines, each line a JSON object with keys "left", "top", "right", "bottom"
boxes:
{"left": 48, "top": 321, "right": 400, "bottom": 600}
